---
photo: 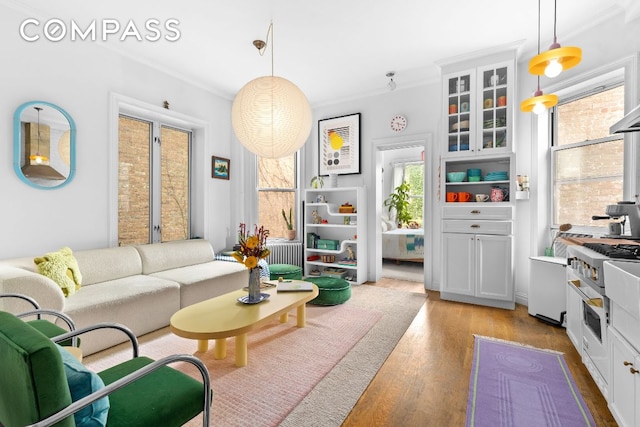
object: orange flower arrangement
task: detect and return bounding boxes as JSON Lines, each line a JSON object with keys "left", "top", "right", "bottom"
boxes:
{"left": 232, "top": 223, "right": 271, "bottom": 269}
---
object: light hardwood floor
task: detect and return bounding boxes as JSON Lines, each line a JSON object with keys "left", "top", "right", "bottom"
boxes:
{"left": 343, "top": 278, "right": 618, "bottom": 427}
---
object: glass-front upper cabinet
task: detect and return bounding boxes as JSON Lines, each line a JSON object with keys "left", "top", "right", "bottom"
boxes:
{"left": 443, "top": 60, "right": 513, "bottom": 157}
{"left": 445, "top": 70, "right": 475, "bottom": 155}
{"left": 478, "top": 62, "right": 513, "bottom": 154}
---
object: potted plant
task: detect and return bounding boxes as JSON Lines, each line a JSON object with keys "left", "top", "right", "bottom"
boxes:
{"left": 383, "top": 181, "right": 412, "bottom": 227}
{"left": 282, "top": 208, "right": 296, "bottom": 240}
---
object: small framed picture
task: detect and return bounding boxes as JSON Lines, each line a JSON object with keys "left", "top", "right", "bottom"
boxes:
{"left": 212, "top": 156, "right": 230, "bottom": 180}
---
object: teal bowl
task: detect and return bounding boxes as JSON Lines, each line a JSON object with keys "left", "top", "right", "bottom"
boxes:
{"left": 467, "top": 168, "right": 482, "bottom": 176}
{"left": 446, "top": 172, "right": 466, "bottom": 182}
{"left": 468, "top": 176, "right": 481, "bottom": 182}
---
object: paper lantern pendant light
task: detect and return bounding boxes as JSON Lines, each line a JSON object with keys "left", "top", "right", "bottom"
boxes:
{"left": 232, "top": 75, "right": 311, "bottom": 158}
{"left": 231, "top": 23, "right": 312, "bottom": 159}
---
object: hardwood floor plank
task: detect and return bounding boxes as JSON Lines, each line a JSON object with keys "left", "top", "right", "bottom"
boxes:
{"left": 343, "top": 280, "right": 617, "bottom": 426}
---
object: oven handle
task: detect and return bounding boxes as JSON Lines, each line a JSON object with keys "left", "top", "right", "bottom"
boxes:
{"left": 567, "top": 279, "right": 605, "bottom": 310}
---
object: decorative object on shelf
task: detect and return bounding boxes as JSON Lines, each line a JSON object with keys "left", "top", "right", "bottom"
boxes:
{"left": 282, "top": 208, "right": 295, "bottom": 240}
{"left": 490, "top": 186, "right": 509, "bottom": 202}
{"left": 390, "top": 115, "right": 407, "bottom": 132}
{"left": 528, "top": 0, "right": 581, "bottom": 78}
{"left": 232, "top": 223, "right": 271, "bottom": 303}
{"left": 521, "top": 0, "right": 558, "bottom": 114}
{"left": 312, "top": 210, "right": 322, "bottom": 224}
{"left": 316, "top": 194, "right": 326, "bottom": 203}
{"left": 211, "top": 156, "right": 230, "bottom": 180}
{"left": 318, "top": 113, "right": 361, "bottom": 176}
{"left": 310, "top": 175, "right": 324, "bottom": 188}
{"left": 346, "top": 246, "right": 356, "bottom": 261}
{"left": 339, "top": 203, "right": 355, "bottom": 213}
{"left": 231, "top": 22, "right": 312, "bottom": 159}
{"left": 386, "top": 71, "right": 396, "bottom": 91}
{"left": 383, "top": 181, "right": 412, "bottom": 227}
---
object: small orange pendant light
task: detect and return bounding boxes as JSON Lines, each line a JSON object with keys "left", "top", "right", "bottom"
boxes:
{"left": 529, "top": 0, "right": 581, "bottom": 78}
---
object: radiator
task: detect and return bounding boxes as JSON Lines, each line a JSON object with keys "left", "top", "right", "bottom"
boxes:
{"left": 266, "top": 241, "right": 303, "bottom": 267}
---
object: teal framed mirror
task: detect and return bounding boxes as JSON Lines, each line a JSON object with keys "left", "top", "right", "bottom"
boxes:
{"left": 13, "top": 101, "right": 76, "bottom": 189}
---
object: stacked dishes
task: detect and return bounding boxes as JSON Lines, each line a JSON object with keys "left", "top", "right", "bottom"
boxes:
{"left": 484, "top": 171, "right": 508, "bottom": 181}
{"left": 467, "top": 168, "right": 482, "bottom": 182}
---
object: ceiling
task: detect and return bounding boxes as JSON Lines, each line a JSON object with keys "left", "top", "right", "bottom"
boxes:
{"left": 7, "top": 0, "right": 638, "bottom": 106}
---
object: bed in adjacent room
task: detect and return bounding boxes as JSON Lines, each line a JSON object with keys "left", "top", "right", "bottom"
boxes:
{"left": 382, "top": 227, "right": 425, "bottom": 263}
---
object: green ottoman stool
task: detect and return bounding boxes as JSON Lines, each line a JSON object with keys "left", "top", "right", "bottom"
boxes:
{"left": 269, "top": 264, "right": 303, "bottom": 281}
{"left": 303, "top": 276, "right": 351, "bottom": 305}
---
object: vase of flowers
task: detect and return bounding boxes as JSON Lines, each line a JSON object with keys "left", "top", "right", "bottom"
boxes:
{"left": 232, "top": 223, "right": 271, "bottom": 303}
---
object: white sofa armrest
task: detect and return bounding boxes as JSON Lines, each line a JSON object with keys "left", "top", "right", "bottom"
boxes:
{"left": 0, "top": 266, "right": 65, "bottom": 313}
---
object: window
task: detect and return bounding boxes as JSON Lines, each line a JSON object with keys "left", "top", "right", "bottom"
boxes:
{"left": 257, "top": 155, "right": 297, "bottom": 238}
{"left": 118, "top": 115, "right": 191, "bottom": 245}
{"left": 551, "top": 84, "right": 625, "bottom": 228}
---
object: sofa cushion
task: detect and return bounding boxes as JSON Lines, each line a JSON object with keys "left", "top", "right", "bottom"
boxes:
{"left": 135, "top": 240, "right": 215, "bottom": 274}
{"left": 34, "top": 247, "right": 82, "bottom": 297}
{"left": 74, "top": 247, "right": 142, "bottom": 286}
{"left": 150, "top": 260, "right": 247, "bottom": 307}
{"left": 56, "top": 344, "right": 109, "bottom": 426}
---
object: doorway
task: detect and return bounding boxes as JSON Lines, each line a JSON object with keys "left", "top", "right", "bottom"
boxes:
{"left": 372, "top": 133, "right": 434, "bottom": 290}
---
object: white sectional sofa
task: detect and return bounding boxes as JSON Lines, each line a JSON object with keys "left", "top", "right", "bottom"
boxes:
{"left": 0, "top": 239, "right": 247, "bottom": 355}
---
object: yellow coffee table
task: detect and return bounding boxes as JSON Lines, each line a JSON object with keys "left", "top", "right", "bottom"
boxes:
{"left": 169, "top": 281, "right": 319, "bottom": 367}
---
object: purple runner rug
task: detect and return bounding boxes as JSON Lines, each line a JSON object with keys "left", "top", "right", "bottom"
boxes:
{"left": 466, "top": 335, "right": 596, "bottom": 427}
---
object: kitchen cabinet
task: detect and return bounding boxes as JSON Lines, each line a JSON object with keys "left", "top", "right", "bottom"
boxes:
{"left": 303, "top": 187, "right": 367, "bottom": 285}
{"left": 609, "top": 327, "right": 640, "bottom": 427}
{"left": 441, "top": 207, "right": 514, "bottom": 309}
{"left": 443, "top": 61, "right": 514, "bottom": 157}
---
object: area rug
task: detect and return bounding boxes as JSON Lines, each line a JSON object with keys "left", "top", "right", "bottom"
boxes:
{"left": 466, "top": 335, "right": 596, "bottom": 427}
{"left": 84, "top": 285, "right": 426, "bottom": 427}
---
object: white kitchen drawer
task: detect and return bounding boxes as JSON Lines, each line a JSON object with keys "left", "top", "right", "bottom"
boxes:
{"left": 442, "top": 205, "right": 513, "bottom": 220}
{"left": 442, "top": 219, "right": 512, "bottom": 235}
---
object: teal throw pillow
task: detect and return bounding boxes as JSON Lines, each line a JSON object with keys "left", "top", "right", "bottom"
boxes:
{"left": 56, "top": 345, "right": 109, "bottom": 426}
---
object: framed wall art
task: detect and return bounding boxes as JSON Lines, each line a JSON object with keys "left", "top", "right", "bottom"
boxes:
{"left": 318, "top": 113, "right": 361, "bottom": 176}
{"left": 212, "top": 156, "right": 230, "bottom": 180}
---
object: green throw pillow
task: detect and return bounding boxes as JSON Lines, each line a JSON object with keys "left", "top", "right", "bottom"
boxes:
{"left": 34, "top": 247, "right": 82, "bottom": 297}
{"left": 56, "top": 345, "right": 109, "bottom": 426}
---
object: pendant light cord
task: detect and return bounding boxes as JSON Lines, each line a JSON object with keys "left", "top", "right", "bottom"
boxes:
{"left": 536, "top": 0, "right": 541, "bottom": 91}
{"left": 257, "top": 22, "right": 275, "bottom": 77}
{"left": 553, "top": 0, "right": 558, "bottom": 43}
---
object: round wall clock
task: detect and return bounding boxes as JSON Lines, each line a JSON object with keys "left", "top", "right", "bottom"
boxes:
{"left": 390, "top": 115, "right": 407, "bottom": 132}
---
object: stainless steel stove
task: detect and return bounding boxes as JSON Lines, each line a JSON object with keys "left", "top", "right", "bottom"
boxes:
{"left": 567, "top": 243, "right": 640, "bottom": 295}
{"left": 565, "top": 241, "right": 640, "bottom": 398}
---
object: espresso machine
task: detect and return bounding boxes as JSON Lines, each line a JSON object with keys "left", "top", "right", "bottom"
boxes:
{"left": 592, "top": 201, "right": 640, "bottom": 239}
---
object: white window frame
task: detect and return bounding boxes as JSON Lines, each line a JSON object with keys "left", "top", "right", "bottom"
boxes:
{"left": 545, "top": 56, "right": 639, "bottom": 237}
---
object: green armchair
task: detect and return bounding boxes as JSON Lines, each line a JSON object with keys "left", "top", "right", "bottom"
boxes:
{"left": 0, "top": 293, "right": 78, "bottom": 346}
{"left": 0, "top": 310, "right": 211, "bottom": 426}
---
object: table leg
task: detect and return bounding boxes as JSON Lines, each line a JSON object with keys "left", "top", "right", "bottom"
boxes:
{"left": 235, "top": 333, "right": 248, "bottom": 367}
{"left": 297, "top": 303, "right": 306, "bottom": 327}
{"left": 280, "top": 312, "right": 289, "bottom": 323}
{"left": 213, "top": 338, "right": 227, "bottom": 359}
{"left": 197, "top": 339, "right": 209, "bottom": 352}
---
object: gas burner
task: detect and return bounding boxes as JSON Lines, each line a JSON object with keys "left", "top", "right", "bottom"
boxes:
{"left": 582, "top": 243, "right": 640, "bottom": 259}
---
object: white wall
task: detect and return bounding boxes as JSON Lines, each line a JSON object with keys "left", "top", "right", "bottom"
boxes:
{"left": 0, "top": 5, "right": 233, "bottom": 258}
{"left": 306, "top": 84, "right": 441, "bottom": 285}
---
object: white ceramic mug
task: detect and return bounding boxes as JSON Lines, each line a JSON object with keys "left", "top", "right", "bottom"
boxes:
{"left": 475, "top": 194, "right": 489, "bottom": 202}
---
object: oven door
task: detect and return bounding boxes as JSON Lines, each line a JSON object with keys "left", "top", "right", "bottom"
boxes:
{"left": 566, "top": 272, "right": 609, "bottom": 392}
